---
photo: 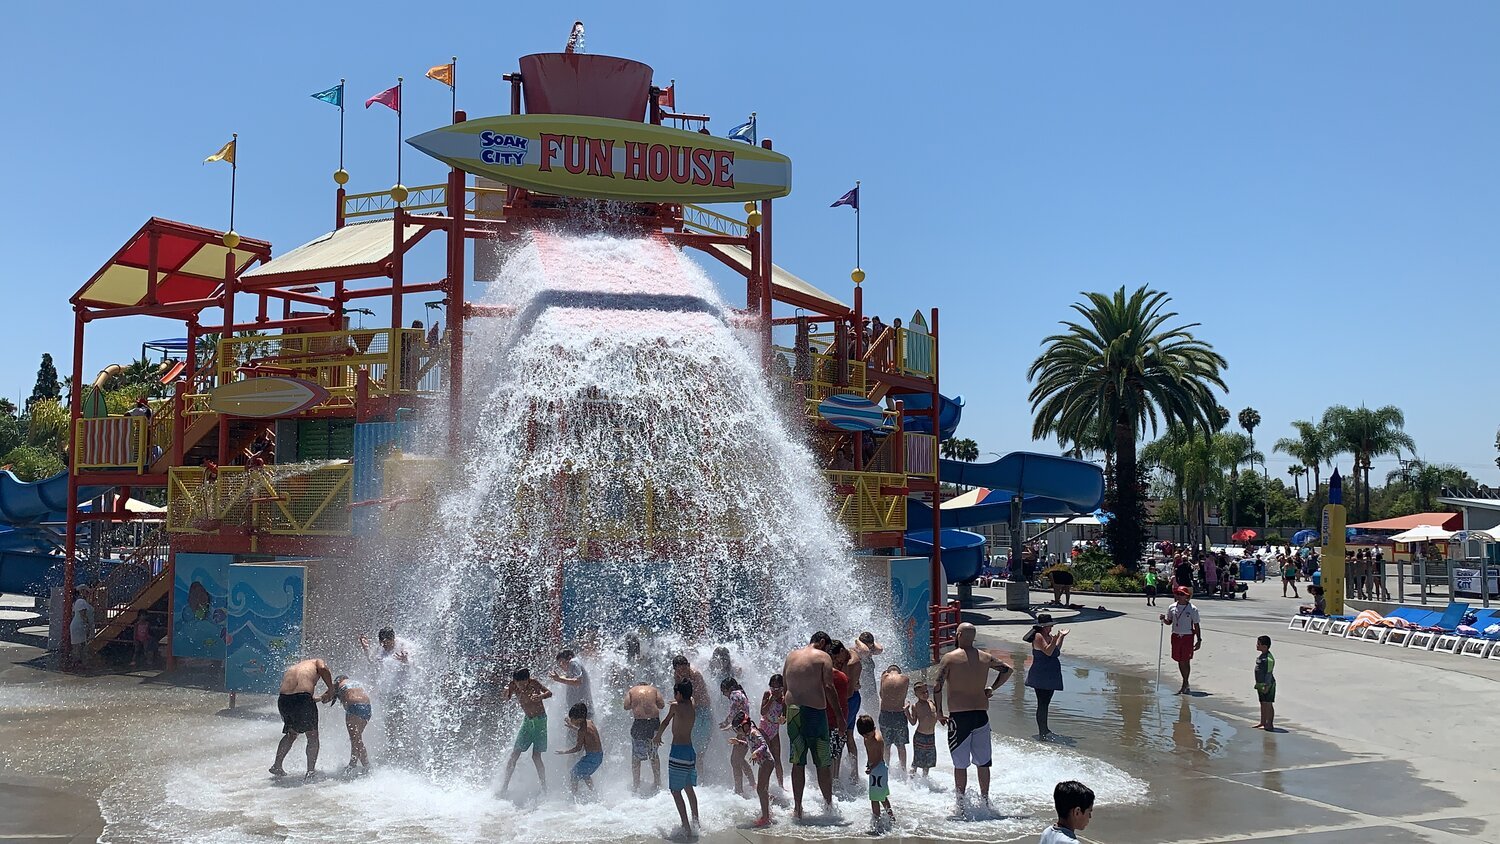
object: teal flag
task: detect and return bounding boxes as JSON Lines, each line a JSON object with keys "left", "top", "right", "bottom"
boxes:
{"left": 311, "top": 83, "right": 343, "bottom": 108}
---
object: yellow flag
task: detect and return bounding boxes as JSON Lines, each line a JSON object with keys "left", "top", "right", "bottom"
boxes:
{"left": 426, "top": 62, "right": 454, "bottom": 88}
{"left": 204, "top": 139, "right": 236, "bottom": 165}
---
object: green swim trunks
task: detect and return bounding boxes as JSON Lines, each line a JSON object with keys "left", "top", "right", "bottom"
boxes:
{"left": 514, "top": 713, "right": 547, "bottom": 753}
{"left": 786, "top": 703, "right": 831, "bottom": 768}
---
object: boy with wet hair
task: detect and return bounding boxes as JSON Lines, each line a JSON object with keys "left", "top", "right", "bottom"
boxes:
{"left": 906, "top": 680, "right": 938, "bottom": 777}
{"left": 500, "top": 668, "right": 552, "bottom": 795}
{"left": 556, "top": 702, "right": 603, "bottom": 795}
{"left": 1039, "top": 780, "right": 1094, "bottom": 843}
{"left": 655, "top": 679, "right": 701, "bottom": 835}
{"left": 856, "top": 715, "right": 894, "bottom": 832}
{"left": 1253, "top": 635, "right": 1276, "bottom": 730}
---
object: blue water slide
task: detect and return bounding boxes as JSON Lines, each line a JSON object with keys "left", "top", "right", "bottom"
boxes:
{"left": 0, "top": 471, "right": 113, "bottom": 525}
{"left": 904, "top": 529, "right": 987, "bottom": 583}
{"left": 904, "top": 452, "right": 1104, "bottom": 582}
{"left": 892, "top": 393, "right": 963, "bottom": 441}
{"left": 0, "top": 471, "right": 113, "bottom": 596}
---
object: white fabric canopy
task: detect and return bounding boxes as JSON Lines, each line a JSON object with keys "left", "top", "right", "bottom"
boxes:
{"left": 1388, "top": 525, "right": 1454, "bottom": 543}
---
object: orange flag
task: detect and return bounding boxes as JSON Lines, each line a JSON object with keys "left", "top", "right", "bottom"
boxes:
{"left": 425, "top": 62, "right": 454, "bottom": 88}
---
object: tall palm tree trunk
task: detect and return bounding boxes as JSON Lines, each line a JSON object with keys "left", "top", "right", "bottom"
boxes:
{"left": 1112, "top": 421, "right": 1141, "bottom": 569}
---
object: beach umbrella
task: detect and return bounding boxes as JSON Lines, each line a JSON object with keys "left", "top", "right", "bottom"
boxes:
{"left": 1231, "top": 528, "right": 1257, "bottom": 542}
{"left": 1387, "top": 525, "right": 1454, "bottom": 543}
{"left": 1291, "top": 529, "right": 1319, "bottom": 546}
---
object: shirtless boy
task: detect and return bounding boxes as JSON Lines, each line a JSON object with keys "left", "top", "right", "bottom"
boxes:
{"left": 781, "top": 631, "right": 839, "bottom": 818}
{"left": 556, "top": 702, "right": 604, "bottom": 795}
{"left": 270, "top": 657, "right": 336, "bottom": 779}
{"left": 906, "top": 680, "right": 939, "bottom": 777}
{"left": 500, "top": 668, "right": 553, "bottom": 794}
{"left": 934, "top": 623, "right": 1012, "bottom": 809}
{"left": 877, "top": 665, "right": 911, "bottom": 771}
{"left": 654, "top": 679, "right": 701, "bottom": 835}
{"left": 624, "top": 678, "right": 665, "bottom": 792}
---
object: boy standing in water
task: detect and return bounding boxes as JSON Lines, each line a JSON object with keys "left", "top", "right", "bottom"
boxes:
{"left": 1253, "top": 635, "right": 1276, "bottom": 731}
{"left": 500, "top": 668, "right": 553, "bottom": 795}
{"left": 856, "top": 715, "right": 895, "bottom": 832}
{"left": 654, "top": 679, "right": 701, "bottom": 835}
{"left": 624, "top": 678, "right": 665, "bottom": 793}
{"left": 556, "top": 702, "right": 604, "bottom": 796}
{"left": 906, "top": 680, "right": 938, "bottom": 777}
{"left": 1038, "top": 780, "right": 1094, "bottom": 843}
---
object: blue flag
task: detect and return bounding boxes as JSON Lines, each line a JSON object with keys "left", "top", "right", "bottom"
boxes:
{"left": 830, "top": 185, "right": 859, "bottom": 211}
{"left": 311, "top": 83, "right": 344, "bottom": 108}
{"left": 728, "top": 116, "right": 756, "bottom": 144}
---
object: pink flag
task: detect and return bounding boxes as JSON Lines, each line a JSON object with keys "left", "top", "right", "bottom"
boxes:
{"left": 364, "top": 84, "right": 401, "bottom": 112}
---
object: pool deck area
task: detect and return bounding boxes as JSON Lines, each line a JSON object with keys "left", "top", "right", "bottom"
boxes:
{"left": 3, "top": 585, "right": 1498, "bottom": 844}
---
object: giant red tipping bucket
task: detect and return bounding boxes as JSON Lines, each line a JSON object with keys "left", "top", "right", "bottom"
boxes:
{"left": 519, "top": 53, "right": 653, "bottom": 122}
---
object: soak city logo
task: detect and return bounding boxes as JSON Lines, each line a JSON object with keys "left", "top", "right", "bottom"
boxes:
{"left": 478, "top": 131, "right": 528, "bottom": 165}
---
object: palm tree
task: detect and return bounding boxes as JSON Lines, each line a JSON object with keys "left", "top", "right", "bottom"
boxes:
{"left": 1322, "top": 405, "right": 1415, "bottom": 521}
{"left": 1273, "top": 420, "right": 1330, "bottom": 501}
{"left": 1287, "top": 465, "right": 1306, "bottom": 499}
{"left": 939, "top": 437, "right": 979, "bottom": 462}
{"left": 1143, "top": 426, "right": 1248, "bottom": 553}
{"left": 1384, "top": 460, "right": 1471, "bottom": 512}
{"left": 1029, "top": 286, "right": 1227, "bottom": 568}
{"left": 1219, "top": 431, "right": 1264, "bottom": 532}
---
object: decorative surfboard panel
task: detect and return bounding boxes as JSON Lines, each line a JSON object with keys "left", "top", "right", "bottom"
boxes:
{"left": 407, "top": 114, "right": 792, "bottom": 203}
{"left": 819, "top": 394, "right": 886, "bottom": 432}
{"left": 207, "top": 377, "right": 330, "bottom": 418}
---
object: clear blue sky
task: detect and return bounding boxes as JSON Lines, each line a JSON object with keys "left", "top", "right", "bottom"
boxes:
{"left": 4, "top": 3, "right": 1497, "bottom": 486}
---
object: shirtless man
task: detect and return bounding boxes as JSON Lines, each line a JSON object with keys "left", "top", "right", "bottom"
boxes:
{"left": 270, "top": 657, "right": 336, "bottom": 779}
{"left": 877, "top": 665, "right": 911, "bottom": 771}
{"left": 624, "top": 678, "right": 666, "bottom": 792}
{"left": 933, "top": 623, "right": 1012, "bottom": 809}
{"left": 500, "top": 668, "right": 553, "bottom": 795}
{"left": 781, "top": 631, "right": 839, "bottom": 818}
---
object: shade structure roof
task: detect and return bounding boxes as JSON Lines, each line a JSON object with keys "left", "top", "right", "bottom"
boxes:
{"left": 241, "top": 219, "right": 427, "bottom": 284}
{"left": 706, "top": 244, "right": 849, "bottom": 316}
{"left": 72, "top": 218, "right": 269, "bottom": 309}
{"left": 1347, "top": 512, "right": 1463, "bottom": 532}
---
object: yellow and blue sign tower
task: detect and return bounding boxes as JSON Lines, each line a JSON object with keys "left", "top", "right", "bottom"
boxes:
{"left": 1321, "top": 468, "right": 1347, "bottom": 615}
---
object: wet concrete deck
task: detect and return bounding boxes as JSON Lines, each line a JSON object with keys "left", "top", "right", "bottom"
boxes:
{"left": 2, "top": 585, "right": 1497, "bottom": 843}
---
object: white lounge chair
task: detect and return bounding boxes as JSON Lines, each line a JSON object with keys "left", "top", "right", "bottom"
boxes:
{"left": 1307, "top": 616, "right": 1333, "bottom": 634}
{"left": 1287, "top": 615, "right": 1311, "bottom": 632}
{"left": 1328, "top": 617, "right": 1354, "bottom": 637}
{"left": 1432, "top": 633, "right": 1466, "bottom": 655}
{"left": 1405, "top": 629, "right": 1441, "bottom": 651}
{"left": 1383, "top": 626, "right": 1419, "bottom": 648}
{"left": 1459, "top": 637, "right": 1496, "bottom": 659}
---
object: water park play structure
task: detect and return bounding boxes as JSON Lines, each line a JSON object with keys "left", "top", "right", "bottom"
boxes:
{"left": 35, "top": 34, "right": 1104, "bottom": 683}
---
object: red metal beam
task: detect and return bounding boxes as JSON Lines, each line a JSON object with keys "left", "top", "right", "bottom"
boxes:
{"left": 344, "top": 281, "right": 444, "bottom": 300}
{"left": 79, "top": 297, "right": 222, "bottom": 322}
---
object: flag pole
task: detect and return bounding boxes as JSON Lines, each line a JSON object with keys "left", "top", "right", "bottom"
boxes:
{"left": 229, "top": 133, "right": 238, "bottom": 232}
{"left": 855, "top": 179, "right": 861, "bottom": 269}
{"left": 396, "top": 77, "right": 404, "bottom": 186}
{"left": 338, "top": 79, "right": 346, "bottom": 171}
{"left": 451, "top": 56, "right": 457, "bottom": 117}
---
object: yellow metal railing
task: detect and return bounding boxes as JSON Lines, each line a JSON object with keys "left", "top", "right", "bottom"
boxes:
{"left": 73, "top": 416, "right": 148, "bottom": 471}
{"left": 682, "top": 204, "right": 748, "bottom": 238}
{"left": 772, "top": 345, "right": 868, "bottom": 418}
{"left": 343, "top": 184, "right": 512, "bottom": 222}
{"left": 827, "top": 471, "right": 907, "bottom": 535}
{"left": 167, "top": 463, "right": 354, "bottom": 536}
{"left": 213, "top": 327, "right": 437, "bottom": 406}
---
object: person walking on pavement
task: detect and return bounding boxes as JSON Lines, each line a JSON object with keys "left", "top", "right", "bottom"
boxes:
{"left": 1160, "top": 587, "right": 1203, "bottom": 695}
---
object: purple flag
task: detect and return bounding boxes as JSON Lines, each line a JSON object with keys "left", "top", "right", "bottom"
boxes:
{"left": 830, "top": 185, "right": 859, "bottom": 210}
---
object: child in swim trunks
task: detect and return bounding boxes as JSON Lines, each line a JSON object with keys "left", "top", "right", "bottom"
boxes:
{"left": 500, "top": 668, "right": 552, "bottom": 796}
{"left": 655, "top": 679, "right": 700, "bottom": 835}
{"left": 856, "top": 715, "right": 894, "bottom": 832}
{"left": 730, "top": 715, "right": 776, "bottom": 828}
{"left": 329, "top": 675, "right": 372, "bottom": 772}
{"left": 557, "top": 702, "right": 603, "bottom": 795}
{"left": 907, "top": 681, "right": 938, "bottom": 777}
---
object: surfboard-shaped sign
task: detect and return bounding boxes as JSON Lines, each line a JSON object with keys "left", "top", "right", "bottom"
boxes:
{"left": 818, "top": 394, "right": 886, "bottom": 432}
{"left": 407, "top": 114, "right": 792, "bottom": 203}
{"left": 207, "top": 377, "right": 329, "bottom": 418}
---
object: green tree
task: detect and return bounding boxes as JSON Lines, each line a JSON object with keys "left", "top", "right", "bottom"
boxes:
{"left": 1030, "top": 286, "right": 1227, "bottom": 569}
{"left": 1286, "top": 464, "right": 1306, "bottom": 499}
{"left": 1273, "top": 420, "right": 1331, "bottom": 503}
{"left": 1383, "top": 460, "right": 1473, "bottom": 513}
{"left": 939, "top": 437, "right": 980, "bottom": 462}
{"left": 1, "top": 445, "right": 65, "bottom": 481}
{"left": 28, "top": 353, "right": 60, "bottom": 408}
{"left": 0, "top": 398, "right": 16, "bottom": 417}
{"left": 1321, "top": 405, "right": 1416, "bottom": 521}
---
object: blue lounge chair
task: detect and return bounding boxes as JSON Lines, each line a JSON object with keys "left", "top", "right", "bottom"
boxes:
{"left": 1378, "top": 608, "right": 1441, "bottom": 647}
{"left": 1407, "top": 602, "right": 1470, "bottom": 650}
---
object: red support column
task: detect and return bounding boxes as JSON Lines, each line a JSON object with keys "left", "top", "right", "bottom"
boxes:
{"left": 221, "top": 250, "right": 236, "bottom": 342}
{"left": 171, "top": 380, "right": 186, "bottom": 467}
{"left": 336, "top": 187, "right": 346, "bottom": 230}
{"left": 445, "top": 128, "right": 467, "bottom": 454}
{"left": 61, "top": 310, "right": 85, "bottom": 664}
{"left": 145, "top": 226, "right": 160, "bottom": 307}
{"left": 929, "top": 307, "right": 943, "bottom": 658}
